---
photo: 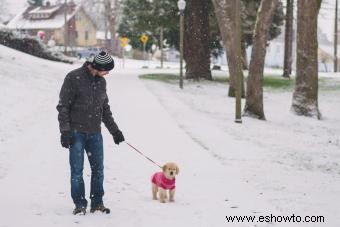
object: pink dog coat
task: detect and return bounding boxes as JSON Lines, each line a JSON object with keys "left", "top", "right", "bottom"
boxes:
{"left": 151, "top": 172, "right": 176, "bottom": 190}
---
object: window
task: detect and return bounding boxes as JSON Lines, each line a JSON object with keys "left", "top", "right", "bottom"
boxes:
{"left": 85, "top": 31, "right": 89, "bottom": 40}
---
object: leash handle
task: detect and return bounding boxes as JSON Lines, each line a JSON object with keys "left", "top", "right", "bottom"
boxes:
{"left": 125, "top": 141, "right": 162, "bottom": 169}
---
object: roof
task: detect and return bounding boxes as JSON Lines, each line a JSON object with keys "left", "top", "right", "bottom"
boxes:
{"left": 29, "top": 5, "right": 60, "bottom": 15}
{"left": 6, "top": 3, "right": 82, "bottom": 30}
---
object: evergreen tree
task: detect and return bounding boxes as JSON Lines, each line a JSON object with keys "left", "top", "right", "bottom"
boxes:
{"left": 118, "top": 0, "right": 177, "bottom": 52}
{"left": 118, "top": 0, "right": 283, "bottom": 63}
{"left": 184, "top": 0, "right": 212, "bottom": 80}
{"left": 241, "top": 0, "right": 284, "bottom": 47}
{"left": 118, "top": 0, "right": 222, "bottom": 56}
{"left": 240, "top": 0, "right": 284, "bottom": 68}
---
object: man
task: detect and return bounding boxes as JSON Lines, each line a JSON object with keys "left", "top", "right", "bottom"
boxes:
{"left": 56, "top": 51, "right": 125, "bottom": 215}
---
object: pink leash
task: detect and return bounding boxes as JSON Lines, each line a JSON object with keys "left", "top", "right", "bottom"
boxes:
{"left": 125, "top": 142, "right": 162, "bottom": 169}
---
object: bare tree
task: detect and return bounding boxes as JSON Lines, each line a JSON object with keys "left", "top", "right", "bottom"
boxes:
{"left": 243, "top": 0, "right": 279, "bottom": 120}
{"left": 0, "top": 0, "right": 8, "bottom": 23}
{"left": 81, "top": 0, "right": 106, "bottom": 30}
{"left": 282, "top": 0, "right": 294, "bottom": 78}
{"left": 110, "top": 0, "right": 121, "bottom": 56}
{"left": 103, "top": 0, "right": 121, "bottom": 53}
{"left": 211, "top": 0, "right": 245, "bottom": 99}
{"left": 212, "top": 0, "right": 243, "bottom": 121}
{"left": 104, "top": 0, "right": 111, "bottom": 51}
{"left": 334, "top": 0, "right": 338, "bottom": 72}
{"left": 81, "top": 0, "right": 120, "bottom": 53}
{"left": 291, "top": 0, "right": 322, "bottom": 119}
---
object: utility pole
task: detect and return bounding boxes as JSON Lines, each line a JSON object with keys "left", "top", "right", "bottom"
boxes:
{"left": 64, "top": 0, "right": 68, "bottom": 55}
{"left": 334, "top": 0, "right": 338, "bottom": 72}
{"left": 235, "top": 0, "right": 242, "bottom": 123}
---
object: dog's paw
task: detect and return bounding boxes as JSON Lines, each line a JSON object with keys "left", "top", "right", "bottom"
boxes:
{"left": 152, "top": 196, "right": 157, "bottom": 200}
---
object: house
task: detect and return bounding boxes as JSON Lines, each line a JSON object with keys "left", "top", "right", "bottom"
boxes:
{"left": 6, "top": 1, "right": 97, "bottom": 47}
{"left": 96, "top": 31, "right": 112, "bottom": 47}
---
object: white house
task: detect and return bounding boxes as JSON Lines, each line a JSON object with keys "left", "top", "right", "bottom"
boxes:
{"left": 6, "top": 1, "right": 97, "bottom": 47}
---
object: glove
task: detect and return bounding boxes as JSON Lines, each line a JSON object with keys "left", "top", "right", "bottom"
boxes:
{"left": 113, "top": 130, "right": 125, "bottom": 145}
{"left": 60, "top": 131, "right": 72, "bottom": 148}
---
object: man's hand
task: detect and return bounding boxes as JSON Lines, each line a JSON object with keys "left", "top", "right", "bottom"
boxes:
{"left": 60, "top": 131, "right": 72, "bottom": 148}
{"left": 113, "top": 130, "right": 125, "bottom": 145}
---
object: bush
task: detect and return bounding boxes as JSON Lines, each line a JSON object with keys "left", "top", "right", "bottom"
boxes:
{"left": 0, "top": 29, "right": 73, "bottom": 64}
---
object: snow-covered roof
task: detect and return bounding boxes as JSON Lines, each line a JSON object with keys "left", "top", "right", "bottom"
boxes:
{"left": 6, "top": 3, "right": 81, "bottom": 30}
{"left": 29, "top": 5, "right": 60, "bottom": 14}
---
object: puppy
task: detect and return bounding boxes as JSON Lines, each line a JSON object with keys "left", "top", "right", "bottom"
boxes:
{"left": 151, "top": 162, "right": 179, "bottom": 203}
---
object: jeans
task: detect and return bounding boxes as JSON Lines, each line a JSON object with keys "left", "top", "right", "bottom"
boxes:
{"left": 69, "top": 131, "right": 104, "bottom": 208}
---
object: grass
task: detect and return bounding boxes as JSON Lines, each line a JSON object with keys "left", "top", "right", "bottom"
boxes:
{"left": 262, "top": 75, "right": 294, "bottom": 89}
{"left": 319, "top": 77, "right": 340, "bottom": 91}
{"left": 139, "top": 74, "right": 179, "bottom": 83}
{"left": 139, "top": 73, "right": 295, "bottom": 89}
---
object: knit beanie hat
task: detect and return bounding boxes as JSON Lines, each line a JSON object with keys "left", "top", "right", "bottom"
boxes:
{"left": 91, "top": 51, "right": 114, "bottom": 71}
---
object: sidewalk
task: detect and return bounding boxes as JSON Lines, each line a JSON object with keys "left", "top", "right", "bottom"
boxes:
{"left": 0, "top": 44, "right": 301, "bottom": 226}
{"left": 100, "top": 68, "right": 300, "bottom": 227}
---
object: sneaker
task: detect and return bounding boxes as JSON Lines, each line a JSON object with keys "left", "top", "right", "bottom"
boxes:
{"left": 90, "top": 204, "right": 110, "bottom": 214}
{"left": 73, "top": 206, "right": 86, "bottom": 215}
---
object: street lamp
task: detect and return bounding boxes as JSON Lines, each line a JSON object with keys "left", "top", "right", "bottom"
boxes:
{"left": 177, "top": 0, "right": 186, "bottom": 89}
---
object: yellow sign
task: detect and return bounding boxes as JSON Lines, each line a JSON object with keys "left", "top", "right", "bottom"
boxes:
{"left": 140, "top": 34, "right": 149, "bottom": 44}
{"left": 120, "top": 37, "right": 129, "bottom": 48}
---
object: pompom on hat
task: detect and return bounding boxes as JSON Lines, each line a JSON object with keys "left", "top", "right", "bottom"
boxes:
{"left": 91, "top": 51, "right": 114, "bottom": 71}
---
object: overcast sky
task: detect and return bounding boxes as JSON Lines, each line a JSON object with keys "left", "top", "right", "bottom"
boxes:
{"left": 5, "top": 0, "right": 338, "bottom": 42}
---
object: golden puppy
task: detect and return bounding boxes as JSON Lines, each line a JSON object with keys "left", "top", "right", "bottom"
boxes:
{"left": 151, "top": 162, "right": 179, "bottom": 203}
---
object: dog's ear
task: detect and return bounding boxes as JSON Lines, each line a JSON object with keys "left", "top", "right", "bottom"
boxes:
{"left": 162, "top": 164, "right": 167, "bottom": 172}
{"left": 176, "top": 165, "right": 179, "bottom": 175}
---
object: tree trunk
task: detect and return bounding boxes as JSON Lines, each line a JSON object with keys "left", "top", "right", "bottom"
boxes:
{"left": 282, "top": 0, "right": 294, "bottom": 78}
{"left": 243, "top": 0, "right": 279, "bottom": 120}
{"left": 241, "top": 40, "right": 248, "bottom": 70}
{"left": 104, "top": 0, "right": 111, "bottom": 52}
{"left": 110, "top": 0, "right": 121, "bottom": 56}
{"left": 211, "top": 0, "right": 245, "bottom": 98}
{"left": 334, "top": 0, "right": 338, "bottom": 72}
{"left": 291, "top": 0, "right": 321, "bottom": 119}
{"left": 184, "top": 0, "right": 212, "bottom": 80}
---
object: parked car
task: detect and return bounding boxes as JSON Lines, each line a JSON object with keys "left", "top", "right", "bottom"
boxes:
{"left": 76, "top": 47, "right": 102, "bottom": 59}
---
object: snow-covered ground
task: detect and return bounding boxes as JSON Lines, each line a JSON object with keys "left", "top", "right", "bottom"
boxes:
{"left": 0, "top": 44, "right": 339, "bottom": 227}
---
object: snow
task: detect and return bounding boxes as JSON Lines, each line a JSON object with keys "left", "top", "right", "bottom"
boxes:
{"left": 29, "top": 5, "right": 61, "bottom": 14}
{"left": 0, "top": 44, "right": 340, "bottom": 227}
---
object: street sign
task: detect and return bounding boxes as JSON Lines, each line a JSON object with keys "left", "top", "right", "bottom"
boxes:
{"left": 140, "top": 34, "right": 149, "bottom": 44}
{"left": 120, "top": 37, "right": 129, "bottom": 48}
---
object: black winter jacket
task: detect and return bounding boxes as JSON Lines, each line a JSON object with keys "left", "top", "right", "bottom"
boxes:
{"left": 56, "top": 62, "right": 119, "bottom": 135}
